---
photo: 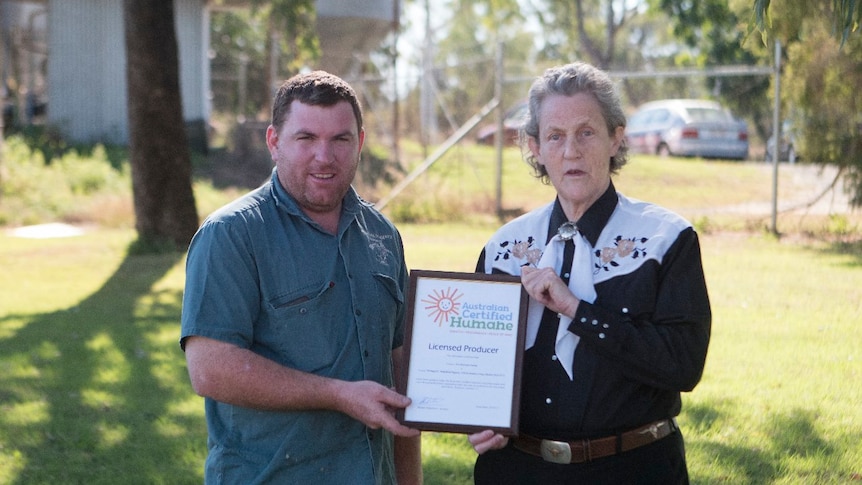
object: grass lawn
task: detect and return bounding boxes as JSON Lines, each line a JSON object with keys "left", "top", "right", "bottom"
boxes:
{"left": 1, "top": 152, "right": 861, "bottom": 483}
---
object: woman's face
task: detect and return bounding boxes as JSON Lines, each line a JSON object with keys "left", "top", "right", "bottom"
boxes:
{"left": 528, "top": 92, "right": 624, "bottom": 220}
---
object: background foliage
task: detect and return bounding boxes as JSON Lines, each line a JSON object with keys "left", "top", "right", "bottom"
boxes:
{"left": 1, "top": 139, "right": 860, "bottom": 483}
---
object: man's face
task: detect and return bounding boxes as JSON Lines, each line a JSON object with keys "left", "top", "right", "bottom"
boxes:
{"left": 266, "top": 100, "right": 364, "bottom": 221}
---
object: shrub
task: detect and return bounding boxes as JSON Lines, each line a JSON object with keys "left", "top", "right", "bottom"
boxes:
{"left": 0, "top": 135, "right": 131, "bottom": 226}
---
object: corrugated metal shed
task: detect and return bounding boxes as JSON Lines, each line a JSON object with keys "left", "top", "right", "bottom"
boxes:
{"left": 46, "top": 0, "right": 208, "bottom": 145}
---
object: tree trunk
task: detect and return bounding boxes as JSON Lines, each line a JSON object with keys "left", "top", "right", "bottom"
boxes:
{"left": 123, "top": 0, "right": 199, "bottom": 250}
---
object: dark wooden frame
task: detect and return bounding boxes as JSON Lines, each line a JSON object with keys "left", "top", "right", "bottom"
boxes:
{"left": 396, "top": 270, "right": 527, "bottom": 435}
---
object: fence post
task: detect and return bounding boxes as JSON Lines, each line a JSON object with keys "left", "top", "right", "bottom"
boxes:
{"left": 494, "top": 40, "right": 505, "bottom": 222}
{"left": 770, "top": 40, "right": 782, "bottom": 235}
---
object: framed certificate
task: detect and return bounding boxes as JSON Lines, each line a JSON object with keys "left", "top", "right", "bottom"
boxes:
{"left": 396, "top": 270, "right": 527, "bottom": 435}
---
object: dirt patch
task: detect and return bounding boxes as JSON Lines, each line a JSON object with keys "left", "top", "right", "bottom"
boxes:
{"left": 704, "top": 164, "right": 853, "bottom": 216}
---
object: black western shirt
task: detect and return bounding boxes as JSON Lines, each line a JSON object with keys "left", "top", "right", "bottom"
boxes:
{"left": 477, "top": 182, "right": 711, "bottom": 441}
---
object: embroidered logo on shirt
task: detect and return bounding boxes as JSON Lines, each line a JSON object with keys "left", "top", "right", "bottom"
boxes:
{"left": 368, "top": 233, "right": 395, "bottom": 265}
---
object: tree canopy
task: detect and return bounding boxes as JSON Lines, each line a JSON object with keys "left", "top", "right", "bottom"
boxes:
{"left": 753, "top": 0, "right": 862, "bottom": 206}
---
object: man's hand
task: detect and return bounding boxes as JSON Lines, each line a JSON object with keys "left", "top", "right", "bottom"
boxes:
{"left": 335, "top": 380, "right": 420, "bottom": 437}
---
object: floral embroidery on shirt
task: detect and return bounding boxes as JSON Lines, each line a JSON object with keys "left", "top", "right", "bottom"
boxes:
{"left": 495, "top": 236, "right": 542, "bottom": 266}
{"left": 594, "top": 235, "right": 649, "bottom": 272}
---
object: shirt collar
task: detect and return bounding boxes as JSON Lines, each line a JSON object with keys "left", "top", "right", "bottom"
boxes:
{"left": 269, "top": 168, "right": 361, "bottom": 229}
{"left": 547, "top": 180, "right": 618, "bottom": 247}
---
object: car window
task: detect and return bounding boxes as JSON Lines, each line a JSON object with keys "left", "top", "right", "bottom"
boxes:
{"left": 628, "top": 109, "right": 651, "bottom": 128}
{"left": 650, "top": 109, "right": 670, "bottom": 124}
{"left": 686, "top": 107, "right": 729, "bottom": 122}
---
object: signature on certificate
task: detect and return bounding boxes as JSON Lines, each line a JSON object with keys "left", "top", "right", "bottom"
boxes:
{"left": 415, "top": 396, "right": 446, "bottom": 407}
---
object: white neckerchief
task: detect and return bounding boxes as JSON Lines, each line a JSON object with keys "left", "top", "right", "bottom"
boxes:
{"left": 525, "top": 227, "right": 597, "bottom": 380}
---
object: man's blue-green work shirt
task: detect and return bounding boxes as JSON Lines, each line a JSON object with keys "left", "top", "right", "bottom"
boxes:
{"left": 181, "top": 169, "right": 408, "bottom": 484}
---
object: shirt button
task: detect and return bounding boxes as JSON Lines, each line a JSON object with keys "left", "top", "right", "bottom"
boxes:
{"left": 545, "top": 398, "right": 552, "bottom": 404}
{"left": 563, "top": 272, "right": 570, "bottom": 278}
{"left": 580, "top": 317, "right": 587, "bottom": 323}
{"left": 622, "top": 307, "right": 629, "bottom": 313}
{"left": 591, "top": 319, "right": 598, "bottom": 326}
{"left": 364, "top": 350, "right": 370, "bottom": 357}
{"left": 599, "top": 333, "right": 606, "bottom": 339}
{"left": 299, "top": 308, "right": 307, "bottom": 315}
{"left": 355, "top": 309, "right": 362, "bottom": 316}
{"left": 603, "top": 324, "right": 609, "bottom": 329}
{"left": 551, "top": 355, "right": 558, "bottom": 361}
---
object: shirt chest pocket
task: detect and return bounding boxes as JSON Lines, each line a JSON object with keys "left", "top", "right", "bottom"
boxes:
{"left": 367, "top": 272, "right": 403, "bottom": 331}
{"left": 262, "top": 280, "right": 346, "bottom": 374}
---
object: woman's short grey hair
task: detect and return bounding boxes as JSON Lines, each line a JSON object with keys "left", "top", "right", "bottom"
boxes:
{"left": 522, "top": 62, "right": 629, "bottom": 183}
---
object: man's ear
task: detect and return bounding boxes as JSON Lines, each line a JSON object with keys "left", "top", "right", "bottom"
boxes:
{"left": 357, "top": 128, "right": 366, "bottom": 154}
{"left": 265, "top": 125, "right": 279, "bottom": 158}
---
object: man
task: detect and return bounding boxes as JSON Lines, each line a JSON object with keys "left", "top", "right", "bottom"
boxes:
{"left": 181, "top": 71, "right": 421, "bottom": 484}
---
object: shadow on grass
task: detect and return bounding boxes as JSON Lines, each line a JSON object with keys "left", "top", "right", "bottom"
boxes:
{"left": 821, "top": 239, "right": 862, "bottom": 267}
{"left": 683, "top": 402, "right": 852, "bottom": 484}
{"left": 422, "top": 454, "right": 474, "bottom": 485}
{"left": 0, "top": 250, "right": 204, "bottom": 484}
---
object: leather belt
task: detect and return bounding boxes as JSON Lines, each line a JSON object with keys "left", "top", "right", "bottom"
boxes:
{"left": 512, "top": 418, "right": 677, "bottom": 464}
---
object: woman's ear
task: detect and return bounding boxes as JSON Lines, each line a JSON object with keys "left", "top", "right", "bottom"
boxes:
{"left": 610, "top": 125, "right": 625, "bottom": 155}
{"left": 527, "top": 135, "right": 540, "bottom": 159}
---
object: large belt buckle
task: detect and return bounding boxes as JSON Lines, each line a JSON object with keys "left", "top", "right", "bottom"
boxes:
{"left": 539, "top": 439, "right": 572, "bottom": 464}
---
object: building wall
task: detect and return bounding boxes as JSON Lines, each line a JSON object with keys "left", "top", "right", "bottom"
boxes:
{"left": 46, "top": 0, "right": 208, "bottom": 145}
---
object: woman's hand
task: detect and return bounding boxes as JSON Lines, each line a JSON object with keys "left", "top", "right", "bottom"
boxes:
{"left": 521, "top": 266, "right": 580, "bottom": 317}
{"left": 468, "top": 430, "right": 509, "bottom": 454}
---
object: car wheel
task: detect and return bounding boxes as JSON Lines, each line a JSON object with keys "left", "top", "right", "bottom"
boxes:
{"left": 657, "top": 143, "right": 671, "bottom": 158}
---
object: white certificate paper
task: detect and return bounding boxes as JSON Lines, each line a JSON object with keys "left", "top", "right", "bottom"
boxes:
{"left": 398, "top": 270, "right": 527, "bottom": 435}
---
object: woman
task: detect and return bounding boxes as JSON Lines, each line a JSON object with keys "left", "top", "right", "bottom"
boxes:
{"left": 469, "top": 62, "right": 711, "bottom": 484}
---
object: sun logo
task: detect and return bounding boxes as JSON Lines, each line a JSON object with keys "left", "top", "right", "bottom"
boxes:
{"left": 421, "top": 287, "right": 463, "bottom": 326}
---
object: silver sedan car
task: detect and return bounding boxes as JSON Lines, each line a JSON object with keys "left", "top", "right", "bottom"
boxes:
{"left": 626, "top": 99, "right": 749, "bottom": 160}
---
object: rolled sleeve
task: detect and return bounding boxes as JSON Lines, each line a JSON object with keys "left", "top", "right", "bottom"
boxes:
{"left": 181, "top": 219, "right": 260, "bottom": 350}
